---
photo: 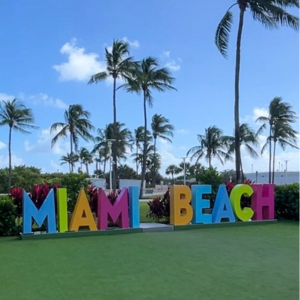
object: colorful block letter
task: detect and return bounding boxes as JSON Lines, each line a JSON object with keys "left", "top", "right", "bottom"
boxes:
{"left": 22, "top": 189, "right": 56, "bottom": 234}
{"left": 230, "top": 184, "right": 254, "bottom": 221}
{"left": 212, "top": 184, "right": 235, "bottom": 223}
{"left": 98, "top": 188, "right": 130, "bottom": 230}
{"left": 129, "top": 186, "right": 140, "bottom": 228}
{"left": 57, "top": 188, "right": 68, "bottom": 232}
{"left": 191, "top": 185, "right": 212, "bottom": 224}
{"left": 170, "top": 185, "right": 193, "bottom": 226}
{"left": 69, "top": 189, "right": 97, "bottom": 231}
{"left": 251, "top": 184, "right": 275, "bottom": 220}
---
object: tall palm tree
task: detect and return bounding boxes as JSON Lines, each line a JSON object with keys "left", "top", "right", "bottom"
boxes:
{"left": 60, "top": 152, "right": 79, "bottom": 173}
{"left": 215, "top": 0, "right": 299, "bottom": 182}
{"left": 256, "top": 97, "right": 298, "bottom": 183}
{"left": 50, "top": 104, "right": 94, "bottom": 172}
{"left": 187, "top": 126, "right": 229, "bottom": 167}
{"left": 120, "top": 57, "right": 176, "bottom": 197}
{"left": 166, "top": 164, "right": 181, "bottom": 183}
{"left": 0, "top": 99, "right": 38, "bottom": 191}
{"left": 151, "top": 114, "right": 174, "bottom": 184}
{"left": 88, "top": 40, "right": 137, "bottom": 191}
{"left": 224, "top": 123, "right": 259, "bottom": 180}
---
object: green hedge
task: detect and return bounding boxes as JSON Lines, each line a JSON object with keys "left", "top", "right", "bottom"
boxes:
{"left": 275, "top": 183, "right": 299, "bottom": 221}
{"left": 0, "top": 195, "right": 19, "bottom": 236}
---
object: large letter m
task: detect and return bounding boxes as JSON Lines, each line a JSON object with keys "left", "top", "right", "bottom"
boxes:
{"left": 22, "top": 189, "right": 56, "bottom": 234}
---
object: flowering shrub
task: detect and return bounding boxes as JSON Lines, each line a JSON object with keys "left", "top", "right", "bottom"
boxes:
{"left": 87, "top": 186, "right": 122, "bottom": 227}
{"left": 147, "top": 190, "right": 170, "bottom": 223}
{"left": 10, "top": 183, "right": 59, "bottom": 225}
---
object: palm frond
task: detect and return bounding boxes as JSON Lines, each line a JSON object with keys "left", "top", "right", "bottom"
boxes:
{"left": 215, "top": 10, "right": 234, "bottom": 58}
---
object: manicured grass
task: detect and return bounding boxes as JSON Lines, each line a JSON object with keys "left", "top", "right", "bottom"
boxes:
{"left": 0, "top": 222, "right": 298, "bottom": 300}
{"left": 139, "top": 201, "right": 155, "bottom": 223}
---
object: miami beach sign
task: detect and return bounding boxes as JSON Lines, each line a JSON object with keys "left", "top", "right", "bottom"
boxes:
{"left": 22, "top": 184, "right": 274, "bottom": 235}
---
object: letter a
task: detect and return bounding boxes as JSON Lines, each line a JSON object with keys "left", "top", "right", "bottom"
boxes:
{"left": 69, "top": 189, "right": 97, "bottom": 231}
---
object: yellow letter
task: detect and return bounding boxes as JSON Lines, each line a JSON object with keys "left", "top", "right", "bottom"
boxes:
{"left": 69, "top": 189, "right": 97, "bottom": 231}
{"left": 230, "top": 184, "right": 254, "bottom": 221}
{"left": 170, "top": 186, "right": 193, "bottom": 225}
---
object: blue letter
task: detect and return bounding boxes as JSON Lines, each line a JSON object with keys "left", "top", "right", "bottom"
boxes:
{"left": 22, "top": 189, "right": 56, "bottom": 234}
{"left": 129, "top": 186, "right": 140, "bottom": 228}
{"left": 191, "top": 185, "right": 212, "bottom": 224}
{"left": 212, "top": 185, "right": 235, "bottom": 223}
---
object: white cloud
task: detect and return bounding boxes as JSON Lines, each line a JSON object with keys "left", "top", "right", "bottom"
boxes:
{"left": 177, "top": 129, "right": 188, "bottom": 134}
{"left": 53, "top": 38, "right": 106, "bottom": 81}
{"left": 25, "top": 127, "right": 69, "bottom": 155}
{"left": 0, "top": 93, "right": 14, "bottom": 102}
{"left": 121, "top": 37, "right": 140, "bottom": 48}
{"left": 28, "top": 93, "right": 68, "bottom": 110}
{"left": 165, "top": 60, "right": 181, "bottom": 71}
{"left": 0, "top": 154, "right": 24, "bottom": 168}
{"left": 0, "top": 142, "right": 6, "bottom": 150}
{"left": 253, "top": 107, "right": 268, "bottom": 121}
{"left": 178, "top": 146, "right": 187, "bottom": 151}
{"left": 160, "top": 51, "right": 181, "bottom": 72}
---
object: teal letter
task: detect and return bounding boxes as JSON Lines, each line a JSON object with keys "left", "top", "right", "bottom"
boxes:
{"left": 22, "top": 189, "right": 56, "bottom": 234}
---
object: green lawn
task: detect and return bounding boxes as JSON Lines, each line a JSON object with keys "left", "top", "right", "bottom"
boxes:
{"left": 0, "top": 222, "right": 298, "bottom": 300}
{"left": 139, "top": 201, "right": 155, "bottom": 223}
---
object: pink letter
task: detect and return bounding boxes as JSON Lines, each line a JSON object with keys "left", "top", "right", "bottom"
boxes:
{"left": 97, "top": 188, "right": 129, "bottom": 230}
{"left": 251, "top": 184, "right": 275, "bottom": 220}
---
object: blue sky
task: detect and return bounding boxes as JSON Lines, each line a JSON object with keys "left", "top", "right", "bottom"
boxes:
{"left": 0, "top": 0, "right": 299, "bottom": 175}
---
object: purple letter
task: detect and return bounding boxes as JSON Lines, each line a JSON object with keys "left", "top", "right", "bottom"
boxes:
{"left": 97, "top": 188, "right": 130, "bottom": 230}
{"left": 251, "top": 184, "right": 275, "bottom": 220}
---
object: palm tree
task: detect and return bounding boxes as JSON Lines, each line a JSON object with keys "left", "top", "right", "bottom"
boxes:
{"left": 0, "top": 99, "right": 38, "bottom": 191}
{"left": 215, "top": 0, "right": 299, "bottom": 182}
{"left": 132, "top": 143, "right": 155, "bottom": 173}
{"left": 224, "top": 123, "right": 259, "bottom": 180}
{"left": 187, "top": 126, "right": 229, "bottom": 167}
{"left": 60, "top": 152, "right": 79, "bottom": 173}
{"left": 131, "top": 126, "right": 152, "bottom": 174}
{"left": 121, "top": 57, "right": 176, "bottom": 197}
{"left": 256, "top": 97, "right": 298, "bottom": 183}
{"left": 78, "top": 147, "right": 93, "bottom": 174}
{"left": 50, "top": 104, "right": 94, "bottom": 172}
{"left": 166, "top": 164, "right": 181, "bottom": 183}
{"left": 88, "top": 40, "right": 137, "bottom": 191}
{"left": 151, "top": 114, "right": 174, "bottom": 184}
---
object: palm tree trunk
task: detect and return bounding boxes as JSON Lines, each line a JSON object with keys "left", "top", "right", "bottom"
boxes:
{"left": 86, "top": 163, "right": 89, "bottom": 175}
{"left": 112, "top": 77, "right": 118, "bottom": 191}
{"left": 152, "top": 138, "right": 157, "bottom": 186}
{"left": 234, "top": 6, "right": 245, "bottom": 183}
{"left": 8, "top": 126, "right": 12, "bottom": 192}
{"left": 140, "top": 91, "right": 148, "bottom": 198}
{"left": 240, "top": 158, "right": 244, "bottom": 182}
{"left": 272, "top": 140, "right": 277, "bottom": 184}
{"left": 208, "top": 156, "right": 212, "bottom": 168}
{"left": 268, "top": 125, "right": 272, "bottom": 183}
{"left": 172, "top": 172, "right": 174, "bottom": 184}
{"left": 103, "top": 160, "right": 106, "bottom": 174}
{"left": 136, "top": 142, "right": 139, "bottom": 174}
{"left": 70, "top": 134, "right": 74, "bottom": 173}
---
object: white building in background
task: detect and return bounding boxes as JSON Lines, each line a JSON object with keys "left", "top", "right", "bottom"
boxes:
{"left": 245, "top": 171, "right": 299, "bottom": 185}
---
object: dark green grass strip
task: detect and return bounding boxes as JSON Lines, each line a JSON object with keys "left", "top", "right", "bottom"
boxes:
{"left": 0, "top": 223, "right": 298, "bottom": 300}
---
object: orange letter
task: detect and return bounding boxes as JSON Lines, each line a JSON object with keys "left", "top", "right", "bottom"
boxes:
{"left": 69, "top": 189, "right": 97, "bottom": 231}
{"left": 170, "top": 186, "right": 193, "bottom": 225}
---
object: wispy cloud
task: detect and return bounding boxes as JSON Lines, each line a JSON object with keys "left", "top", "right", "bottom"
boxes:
{"left": 0, "top": 93, "right": 15, "bottom": 102}
{"left": 28, "top": 93, "right": 68, "bottom": 109}
{"left": 0, "top": 141, "right": 6, "bottom": 150}
{"left": 177, "top": 129, "right": 188, "bottom": 134}
{"left": 160, "top": 51, "right": 181, "bottom": 72}
{"left": 121, "top": 37, "right": 140, "bottom": 48}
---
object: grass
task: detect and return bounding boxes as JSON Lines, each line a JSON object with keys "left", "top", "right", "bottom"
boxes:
{"left": 0, "top": 222, "right": 298, "bottom": 300}
{"left": 139, "top": 201, "right": 155, "bottom": 223}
